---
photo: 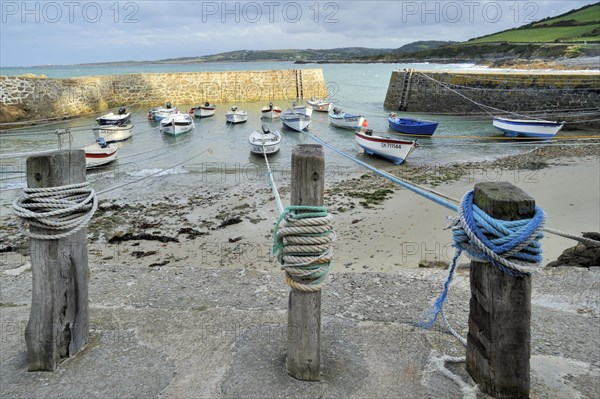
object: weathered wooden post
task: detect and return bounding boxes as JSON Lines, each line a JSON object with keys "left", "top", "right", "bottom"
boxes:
{"left": 466, "top": 182, "right": 534, "bottom": 398}
{"left": 286, "top": 144, "right": 324, "bottom": 381}
{"left": 25, "top": 150, "right": 89, "bottom": 371}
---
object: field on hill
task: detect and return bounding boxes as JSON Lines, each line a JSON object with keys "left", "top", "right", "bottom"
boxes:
{"left": 469, "top": 3, "right": 599, "bottom": 44}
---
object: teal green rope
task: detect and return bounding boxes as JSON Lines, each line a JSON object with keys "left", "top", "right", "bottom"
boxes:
{"left": 273, "top": 205, "right": 334, "bottom": 289}
{"left": 272, "top": 205, "right": 330, "bottom": 254}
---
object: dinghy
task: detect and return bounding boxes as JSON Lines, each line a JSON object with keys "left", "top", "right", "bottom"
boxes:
{"left": 93, "top": 124, "right": 134, "bottom": 143}
{"left": 148, "top": 102, "right": 177, "bottom": 121}
{"left": 355, "top": 130, "right": 417, "bottom": 165}
{"left": 291, "top": 104, "right": 313, "bottom": 117}
{"left": 492, "top": 116, "right": 564, "bottom": 139}
{"left": 281, "top": 108, "right": 311, "bottom": 132}
{"left": 160, "top": 113, "right": 194, "bottom": 136}
{"left": 329, "top": 107, "right": 367, "bottom": 130}
{"left": 248, "top": 124, "right": 282, "bottom": 155}
{"left": 84, "top": 138, "right": 118, "bottom": 169}
{"left": 226, "top": 106, "right": 248, "bottom": 124}
{"left": 190, "top": 102, "right": 217, "bottom": 118}
{"left": 97, "top": 107, "right": 130, "bottom": 126}
{"left": 388, "top": 113, "right": 438, "bottom": 135}
{"left": 307, "top": 98, "right": 332, "bottom": 112}
{"left": 261, "top": 102, "right": 282, "bottom": 120}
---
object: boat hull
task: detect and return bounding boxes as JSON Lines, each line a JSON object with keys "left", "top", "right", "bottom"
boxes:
{"left": 292, "top": 105, "right": 313, "bottom": 117}
{"left": 226, "top": 111, "right": 248, "bottom": 124}
{"left": 149, "top": 107, "right": 177, "bottom": 121}
{"left": 261, "top": 107, "right": 282, "bottom": 120}
{"left": 249, "top": 131, "right": 282, "bottom": 155}
{"left": 281, "top": 113, "right": 311, "bottom": 132}
{"left": 84, "top": 143, "right": 118, "bottom": 169}
{"left": 307, "top": 100, "right": 332, "bottom": 112}
{"left": 94, "top": 124, "right": 134, "bottom": 142}
{"left": 388, "top": 117, "right": 438, "bottom": 135}
{"left": 493, "top": 117, "right": 564, "bottom": 138}
{"left": 194, "top": 107, "right": 216, "bottom": 118}
{"left": 160, "top": 115, "right": 194, "bottom": 136}
{"left": 97, "top": 112, "right": 131, "bottom": 126}
{"left": 329, "top": 113, "right": 365, "bottom": 130}
{"left": 355, "top": 132, "right": 416, "bottom": 165}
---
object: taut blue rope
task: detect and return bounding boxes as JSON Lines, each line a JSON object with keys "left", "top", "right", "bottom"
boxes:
{"left": 422, "top": 190, "right": 546, "bottom": 328}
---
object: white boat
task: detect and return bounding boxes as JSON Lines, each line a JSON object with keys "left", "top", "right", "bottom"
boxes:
{"left": 355, "top": 130, "right": 417, "bottom": 165}
{"left": 281, "top": 108, "right": 311, "bottom": 132}
{"left": 261, "top": 102, "right": 282, "bottom": 120}
{"left": 160, "top": 113, "right": 194, "bottom": 136}
{"left": 225, "top": 106, "right": 248, "bottom": 124}
{"left": 291, "top": 103, "right": 313, "bottom": 117}
{"left": 83, "top": 139, "right": 118, "bottom": 169}
{"left": 492, "top": 116, "right": 565, "bottom": 139}
{"left": 307, "top": 98, "right": 332, "bottom": 113}
{"left": 93, "top": 124, "right": 134, "bottom": 142}
{"left": 248, "top": 124, "right": 282, "bottom": 155}
{"left": 97, "top": 107, "right": 130, "bottom": 125}
{"left": 148, "top": 102, "right": 177, "bottom": 121}
{"left": 329, "top": 107, "right": 367, "bottom": 130}
{"left": 190, "top": 102, "right": 216, "bottom": 118}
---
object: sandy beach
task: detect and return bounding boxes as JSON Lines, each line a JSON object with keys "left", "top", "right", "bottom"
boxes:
{"left": 1, "top": 142, "right": 599, "bottom": 398}
{"left": 5, "top": 142, "right": 597, "bottom": 272}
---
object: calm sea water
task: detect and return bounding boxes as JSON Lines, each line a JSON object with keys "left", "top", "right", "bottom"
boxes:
{"left": 0, "top": 61, "right": 574, "bottom": 193}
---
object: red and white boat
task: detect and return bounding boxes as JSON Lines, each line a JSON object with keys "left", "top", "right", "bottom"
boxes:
{"left": 190, "top": 102, "right": 217, "bottom": 118}
{"left": 84, "top": 139, "right": 118, "bottom": 169}
{"left": 355, "top": 130, "right": 417, "bottom": 165}
{"left": 261, "top": 102, "right": 282, "bottom": 120}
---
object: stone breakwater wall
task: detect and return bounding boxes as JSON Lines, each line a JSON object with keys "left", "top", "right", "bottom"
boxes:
{"left": 0, "top": 69, "right": 326, "bottom": 123}
{"left": 384, "top": 70, "right": 600, "bottom": 129}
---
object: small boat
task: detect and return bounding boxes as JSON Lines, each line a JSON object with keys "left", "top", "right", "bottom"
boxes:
{"left": 93, "top": 124, "right": 134, "bottom": 143}
{"left": 148, "top": 102, "right": 177, "bottom": 121}
{"left": 83, "top": 138, "right": 118, "bottom": 169}
{"left": 97, "top": 107, "right": 131, "bottom": 126}
{"left": 281, "top": 108, "right": 311, "bottom": 132}
{"left": 160, "top": 113, "right": 194, "bottom": 136}
{"left": 261, "top": 102, "right": 282, "bottom": 120}
{"left": 355, "top": 130, "right": 417, "bottom": 165}
{"left": 388, "top": 113, "right": 438, "bottom": 135}
{"left": 492, "top": 116, "right": 565, "bottom": 139}
{"left": 248, "top": 124, "right": 282, "bottom": 155}
{"left": 225, "top": 106, "right": 248, "bottom": 124}
{"left": 329, "top": 107, "right": 367, "bottom": 130}
{"left": 190, "top": 102, "right": 217, "bottom": 118}
{"left": 291, "top": 103, "right": 313, "bottom": 117}
{"left": 307, "top": 97, "right": 332, "bottom": 113}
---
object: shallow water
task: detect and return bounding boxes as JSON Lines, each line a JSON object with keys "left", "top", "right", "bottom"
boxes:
{"left": 0, "top": 61, "right": 589, "bottom": 192}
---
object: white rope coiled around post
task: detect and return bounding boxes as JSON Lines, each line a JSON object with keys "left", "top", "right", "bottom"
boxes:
{"left": 12, "top": 182, "right": 98, "bottom": 240}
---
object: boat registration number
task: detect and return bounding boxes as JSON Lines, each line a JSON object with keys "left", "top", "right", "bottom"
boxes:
{"left": 381, "top": 143, "right": 402, "bottom": 149}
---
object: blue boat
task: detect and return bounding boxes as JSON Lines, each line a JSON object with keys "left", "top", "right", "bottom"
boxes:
{"left": 388, "top": 114, "right": 438, "bottom": 135}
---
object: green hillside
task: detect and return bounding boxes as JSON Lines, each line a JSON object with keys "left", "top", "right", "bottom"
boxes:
{"left": 469, "top": 2, "right": 599, "bottom": 43}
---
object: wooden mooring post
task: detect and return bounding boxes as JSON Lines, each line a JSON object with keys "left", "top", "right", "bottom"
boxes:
{"left": 286, "top": 144, "right": 324, "bottom": 381}
{"left": 466, "top": 182, "right": 535, "bottom": 398}
{"left": 25, "top": 150, "right": 89, "bottom": 371}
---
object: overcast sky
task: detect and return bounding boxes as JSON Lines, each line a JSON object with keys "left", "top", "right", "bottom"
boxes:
{"left": 0, "top": 0, "right": 597, "bottom": 66}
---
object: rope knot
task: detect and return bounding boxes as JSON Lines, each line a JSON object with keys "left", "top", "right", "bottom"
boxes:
{"left": 273, "top": 205, "right": 336, "bottom": 292}
{"left": 421, "top": 189, "right": 546, "bottom": 330}
{"left": 453, "top": 190, "right": 546, "bottom": 277}
{"left": 12, "top": 182, "right": 98, "bottom": 240}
